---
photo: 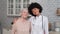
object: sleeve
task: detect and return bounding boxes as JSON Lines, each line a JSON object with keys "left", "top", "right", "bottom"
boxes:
{"left": 44, "top": 17, "right": 49, "bottom": 34}
{"left": 12, "top": 24, "right": 16, "bottom": 34}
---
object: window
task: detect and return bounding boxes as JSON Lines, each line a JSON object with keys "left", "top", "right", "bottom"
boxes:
{"left": 7, "top": 0, "right": 31, "bottom": 16}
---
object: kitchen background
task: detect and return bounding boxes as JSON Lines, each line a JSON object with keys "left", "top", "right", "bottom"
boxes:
{"left": 0, "top": 0, "right": 60, "bottom": 34}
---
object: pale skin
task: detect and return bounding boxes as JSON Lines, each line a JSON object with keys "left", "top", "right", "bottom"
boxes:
{"left": 12, "top": 9, "right": 31, "bottom": 34}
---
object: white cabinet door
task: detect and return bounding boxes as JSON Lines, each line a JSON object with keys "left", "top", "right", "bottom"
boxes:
{"left": 30, "top": 0, "right": 42, "bottom": 3}
{"left": 7, "top": 0, "right": 31, "bottom": 16}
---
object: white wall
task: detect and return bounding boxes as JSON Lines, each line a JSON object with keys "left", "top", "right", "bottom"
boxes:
{"left": 0, "top": 0, "right": 60, "bottom": 34}
{"left": 3, "top": 28, "right": 12, "bottom": 34}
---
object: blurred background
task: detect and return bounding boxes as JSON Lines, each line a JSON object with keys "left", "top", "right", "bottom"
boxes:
{"left": 0, "top": 0, "right": 60, "bottom": 34}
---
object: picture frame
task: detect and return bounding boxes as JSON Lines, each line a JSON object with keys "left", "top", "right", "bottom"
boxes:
{"left": 56, "top": 8, "right": 60, "bottom": 16}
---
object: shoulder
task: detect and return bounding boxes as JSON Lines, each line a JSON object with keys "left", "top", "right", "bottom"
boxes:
{"left": 42, "top": 15, "right": 48, "bottom": 22}
{"left": 29, "top": 16, "right": 34, "bottom": 19}
{"left": 28, "top": 16, "right": 34, "bottom": 21}
{"left": 42, "top": 15, "right": 48, "bottom": 19}
{"left": 12, "top": 22, "right": 17, "bottom": 27}
{"left": 42, "top": 15, "right": 48, "bottom": 23}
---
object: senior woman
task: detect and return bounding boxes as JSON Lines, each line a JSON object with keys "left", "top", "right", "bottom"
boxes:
{"left": 12, "top": 8, "right": 31, "bottom": 34}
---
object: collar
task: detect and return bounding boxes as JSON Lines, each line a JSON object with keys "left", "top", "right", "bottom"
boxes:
{"left": 33, "top": 14, "right": 42, "bottom": 19}
{"left": 36, "top": 14, "right": 42, "bottom": 18}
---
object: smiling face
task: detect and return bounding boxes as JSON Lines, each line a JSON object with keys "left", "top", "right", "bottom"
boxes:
{"left": 32, "top": 8, "right": 40, "bottom": 16}
{"left": 21, "top": 9, "right": 28, "bottom": 18}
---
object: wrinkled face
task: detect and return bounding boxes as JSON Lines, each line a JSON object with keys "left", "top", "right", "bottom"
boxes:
{"left": 21, "top": 9, "right": 28, "bottom": 18}
{"left": 32, "top": 8, "right": 40, "bottom": 16}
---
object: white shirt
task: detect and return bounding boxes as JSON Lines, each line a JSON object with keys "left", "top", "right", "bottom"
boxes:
{"left": 29, "top": 15, "right": 49, "bottom": 34}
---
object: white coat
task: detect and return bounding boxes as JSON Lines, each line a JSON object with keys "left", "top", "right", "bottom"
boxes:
{"left": 29, "top": 15, "right": 49, "bottom": 34}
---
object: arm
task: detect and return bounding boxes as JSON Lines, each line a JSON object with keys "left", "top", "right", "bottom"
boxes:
{"left": 12, "top": 24, "right": 16, "bottom": 34}
{"left": 11, "top": 18, "right": 18, "bottom": 25}
{"left": 44, "top": 17, "right": 49, "bottom": 34}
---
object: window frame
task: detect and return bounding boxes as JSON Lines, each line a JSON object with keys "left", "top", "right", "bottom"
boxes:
{"left": 7, "top": 0, "right": 31, "bottom": 16}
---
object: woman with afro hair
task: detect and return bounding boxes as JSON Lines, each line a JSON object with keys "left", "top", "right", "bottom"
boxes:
{"left": 28, "top": 2, "right": 49, "bottom": 34}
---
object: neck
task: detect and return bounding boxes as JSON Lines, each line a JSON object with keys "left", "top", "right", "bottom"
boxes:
{"left": 20, "top": 17, "right": 27, "bottom": 20}
{"left": 36, "top": 14, "right": 41, "bottom": 17}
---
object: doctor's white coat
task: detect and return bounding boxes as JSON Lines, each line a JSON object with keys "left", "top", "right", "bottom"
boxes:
{"left": 29, "top": 15, "right": 49, "bottom": 34}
